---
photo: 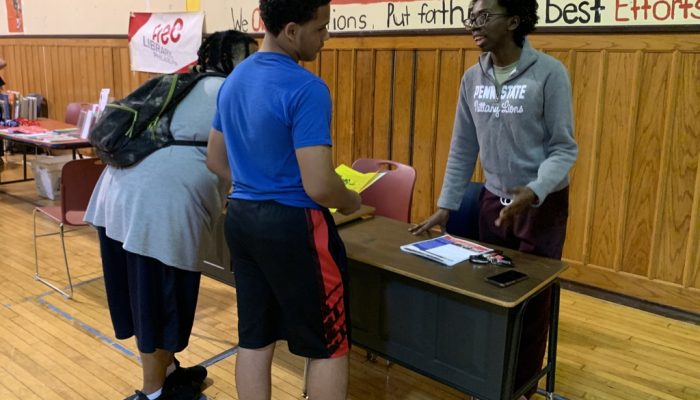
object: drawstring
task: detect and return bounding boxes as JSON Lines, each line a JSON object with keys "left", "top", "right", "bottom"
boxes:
{"left": 500, "top": 197, "right": 512, "bottom": 207}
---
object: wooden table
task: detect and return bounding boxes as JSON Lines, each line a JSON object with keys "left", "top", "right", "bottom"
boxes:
{"left": 200, "top": 210, "right": 566, "bottom": 399}
{"left": 339, "top": 216, "right": 567, "bottom": 400}
{"left": 332, "top": 204, "right": 375, "bottom": 226}
{"left": 0, "top": 118, "right": 91, "bottom": 184}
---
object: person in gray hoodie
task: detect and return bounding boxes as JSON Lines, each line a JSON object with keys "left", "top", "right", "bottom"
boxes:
{"left": 410, "top": 0, "right": 577, "bottom": 398}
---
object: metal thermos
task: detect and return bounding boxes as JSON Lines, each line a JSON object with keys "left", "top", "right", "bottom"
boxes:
{"left": 26, "top": 96, "right": 38, "bottom": 120}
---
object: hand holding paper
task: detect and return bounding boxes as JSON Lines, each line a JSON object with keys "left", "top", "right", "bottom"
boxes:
{"left": 330, "top": 164, "right": 385, "bottom": 213}
{"left": 335, "top": 164, "right": 385, "bottom": 193}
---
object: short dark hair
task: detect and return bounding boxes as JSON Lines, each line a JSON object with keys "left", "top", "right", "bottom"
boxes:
{"left": 498, "top": 0, "right": 539, "bottom": 46}
{"left": 197, "top": 30, "right": 256, "bottom": 74}
{"left": 260, "top": 0, "right": 331, "bottom": 36}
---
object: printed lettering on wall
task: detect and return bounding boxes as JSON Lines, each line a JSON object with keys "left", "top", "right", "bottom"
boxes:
{"left": 223, "top": 0, "right": 699, "bottom": 34}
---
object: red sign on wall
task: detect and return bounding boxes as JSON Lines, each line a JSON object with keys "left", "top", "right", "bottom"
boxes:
{"left": 5, "top": 0, "right": 24, "bottom": 33}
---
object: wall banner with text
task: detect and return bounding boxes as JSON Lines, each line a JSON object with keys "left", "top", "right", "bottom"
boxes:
{"left": 128, "top": 12, "right": 204, "bottom": 74}
{"left": 5, "top": 0, "right": 24, "bottom": 33}
{"left": 224, "top": 0, "right": 700, "bottom": 34}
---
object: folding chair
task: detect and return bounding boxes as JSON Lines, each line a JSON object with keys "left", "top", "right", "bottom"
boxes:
{"left": 445, "top": 181, "right": 484, "bottom": 240}
{"left": 33, "top": 158, "right": 105, "bottom": 298}
{"left": 351, "top": 158, "right": 417, "bottom": 222}
{"left": 64, "top": 102, "right": 92, "bottom": 125}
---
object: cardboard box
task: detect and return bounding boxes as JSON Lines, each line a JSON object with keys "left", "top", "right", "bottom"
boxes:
{"left": 30, "top": 155, "right": 73, "bottom": 200}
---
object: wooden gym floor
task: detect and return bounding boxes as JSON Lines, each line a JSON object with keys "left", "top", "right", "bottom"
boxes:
{"left": 1, "top": 155, "right": 699, "bottom": 400}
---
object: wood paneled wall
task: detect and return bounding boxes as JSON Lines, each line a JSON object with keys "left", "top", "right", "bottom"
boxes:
{"left": 0, "top": 38, "right": 153, "bottom": 121}
{"left": 0, "top": 33, "right": 698, "bottom": 314}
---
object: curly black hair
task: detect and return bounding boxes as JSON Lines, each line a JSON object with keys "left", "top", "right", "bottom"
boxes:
{"left": 260, "top": 0, "right": 331, "bottom": 36}
{"left": 197, "top": 30, "right": 256, "bottom": 74}
{"left": 469, "top": 0, "right": 539, "bottom": 47}
{"left": 498, "top": 0, "right": 539, "bottom": 46}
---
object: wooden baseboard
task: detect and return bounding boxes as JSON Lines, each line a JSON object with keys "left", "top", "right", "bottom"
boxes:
{"left": 561, "top": 260, "right": 700, "bottom": 315}
{"left": 561, "top": 280, "right": 700, "bottom": 323}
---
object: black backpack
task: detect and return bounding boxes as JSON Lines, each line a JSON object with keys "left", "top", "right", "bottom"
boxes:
{"left": 89, "top": 70, "right": 225, "bottom": 168}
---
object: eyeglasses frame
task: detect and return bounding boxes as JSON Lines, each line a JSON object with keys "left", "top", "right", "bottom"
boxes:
{"left": 463, "top": 11, "right": 509, "bottom": 29}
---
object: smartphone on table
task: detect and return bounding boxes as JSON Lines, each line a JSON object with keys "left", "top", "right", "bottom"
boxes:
{"left": 485, "top": 270, "right": 528, "bottom": 288}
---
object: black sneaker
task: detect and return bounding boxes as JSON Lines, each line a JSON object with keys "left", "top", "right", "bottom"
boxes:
{"left": 124, "top": 388, "right": 201, "bottom": 400}
{"left": 162, "top": 357, "right": 207, "bottom": 397}
{"left": 124, "top": 391, "right": 151, "bottom": 400}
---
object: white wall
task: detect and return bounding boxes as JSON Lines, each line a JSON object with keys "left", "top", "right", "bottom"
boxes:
{"left": 1, "top": 0, "right": 698, "bottom": 35}
{"left": 0, "top": 0, "right": 184, "bottom": 35}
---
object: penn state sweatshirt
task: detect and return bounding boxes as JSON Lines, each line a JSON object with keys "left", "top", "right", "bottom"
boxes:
{"left": 437, "top": 39, "right": 578, "bottom": 210}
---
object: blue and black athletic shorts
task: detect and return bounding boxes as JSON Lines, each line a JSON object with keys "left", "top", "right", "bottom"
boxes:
{"left": 225, "top": 199, "right": 350, "bottom": 359}
{"left": 96, "top": 227, "right": 201, "bottom": 354}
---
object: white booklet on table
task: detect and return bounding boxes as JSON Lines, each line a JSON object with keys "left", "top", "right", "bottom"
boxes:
{"left": 401, "top": 235, "right": 492, "bottom": 267}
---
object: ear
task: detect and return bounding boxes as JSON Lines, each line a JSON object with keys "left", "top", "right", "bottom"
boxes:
{"left": 507, "top": 15, "right": 520, "bottom": 32}
{"left": 282, "top": 22, "right": 299, "bottom": 42}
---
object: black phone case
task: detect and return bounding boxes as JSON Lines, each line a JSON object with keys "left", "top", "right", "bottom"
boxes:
{"left": 485, "top": 271, "right": 528, "bottom": 287}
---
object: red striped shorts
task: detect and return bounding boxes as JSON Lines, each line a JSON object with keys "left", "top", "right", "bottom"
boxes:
{"left": 224, "top": 199, "right": 350, "bottom": 359}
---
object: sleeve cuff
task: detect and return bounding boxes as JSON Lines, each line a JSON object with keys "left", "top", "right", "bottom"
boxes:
{"left": 526, "top": 183, "right": 547, "bottom": 208}
{"left": 437, "top": 198, "right": 461, "bottom": 212}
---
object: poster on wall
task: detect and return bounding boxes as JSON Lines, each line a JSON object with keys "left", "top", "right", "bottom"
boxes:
{"left": 223, "top": 0, "right": 700, "bottom": 34}
{"left": 128, "top": 12, "right": 204, "bottom": 74}
{"left": 5, "top": 0, "right": 24, "bottom": 33}
{"left": 186, "top": 0, "right": 201, "bottom": 11}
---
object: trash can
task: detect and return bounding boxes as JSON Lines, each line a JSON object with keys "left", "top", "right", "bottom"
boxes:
{"left": 30, "top": 155, "right": 73, "bottom": 200}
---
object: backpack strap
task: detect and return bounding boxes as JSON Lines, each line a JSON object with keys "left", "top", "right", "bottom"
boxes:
{"left": 172, "top": 140, "right": 208, "bottom": 147}
{"left": 165, "top": 73, "right": 226, "bottom": 149}
{"left": 166, "top": 71, "right": 227, "bottom": 113}
{"left": 148, "top": 74, "right": 180, "bottom": 131}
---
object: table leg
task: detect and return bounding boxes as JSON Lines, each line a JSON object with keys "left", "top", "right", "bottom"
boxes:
{"left": 506, "top": 297, "right": 528, "bottom": 399}
{"left": 510, "top": 281, "right": 565, "bottom": 400}
{"left": 534, "top": 281, "right": 565, "bottom": 400}
{"left": 22, "top": 149, "right": 28, "bottom": 180}
{"left": 546, "top": 282, "right": 561, "bottom": 395}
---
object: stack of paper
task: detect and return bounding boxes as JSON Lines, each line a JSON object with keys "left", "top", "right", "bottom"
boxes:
{"left": 335, "top": 164, "right": 385, "bottom": 193}
{"left": 6, "top": 131, "right": 80, "bottom": 143}
{"left": 42, "top": 134, "right": 80, "bottom": 143}
{"left": 400, "top": 235, "right": 492, "bottom": 267}
{"left": 11, "top": 126, "right": 50, "bottom": 134}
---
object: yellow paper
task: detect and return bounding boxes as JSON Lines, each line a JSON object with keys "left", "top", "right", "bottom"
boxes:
{"left": 335, "top": 164, "right": 381, "bottom": 193}
{"left": 186, "top": 0, "right": 200, "bottom": 11}
{"left": 330, "top": 164, "right": 384, "bottom": 213}
{"left": 329, "top": 164, "right": 385, "bottom": 213}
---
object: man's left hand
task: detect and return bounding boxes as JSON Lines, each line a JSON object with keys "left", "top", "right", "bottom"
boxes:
{"left": 495, "top": 186, "right": 538, "bottom": 228}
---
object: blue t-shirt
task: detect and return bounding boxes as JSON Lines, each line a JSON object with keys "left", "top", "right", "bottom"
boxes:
{"left": 213, "top": 52, "right": 332, "bottom": 209}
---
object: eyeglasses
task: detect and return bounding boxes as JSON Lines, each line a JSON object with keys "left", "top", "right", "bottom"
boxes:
{"left": 463, "top": 12, "right": 508, "bottom": 29}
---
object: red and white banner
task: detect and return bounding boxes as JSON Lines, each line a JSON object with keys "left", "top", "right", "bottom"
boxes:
{"left": 128, "top": 12, "right": 204, "bottom": 74}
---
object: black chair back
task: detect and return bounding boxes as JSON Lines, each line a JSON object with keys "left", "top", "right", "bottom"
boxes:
{"left": 445, "top": 182, "right": 484, "bottom": 240}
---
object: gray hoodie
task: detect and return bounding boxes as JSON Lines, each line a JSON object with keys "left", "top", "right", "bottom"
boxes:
{"left": 437, "top": 39, "right": 578, "bottom": 210}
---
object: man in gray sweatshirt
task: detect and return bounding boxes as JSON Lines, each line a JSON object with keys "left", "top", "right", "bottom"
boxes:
{"left": 410, "top": 0, "right": 577, "bottom": 398}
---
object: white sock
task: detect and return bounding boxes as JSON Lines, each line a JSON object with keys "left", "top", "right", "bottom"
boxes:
{"left": 146, "top": 388, "right": 162, "bottom": 400}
